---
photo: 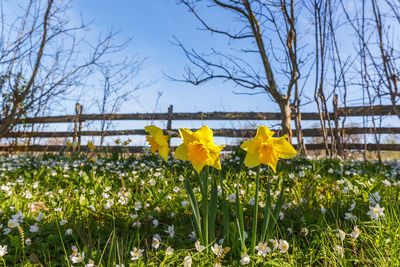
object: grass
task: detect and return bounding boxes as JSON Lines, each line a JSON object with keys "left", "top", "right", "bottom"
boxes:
{"left": 0, "top": 149, "right": 399, "bottom": 266}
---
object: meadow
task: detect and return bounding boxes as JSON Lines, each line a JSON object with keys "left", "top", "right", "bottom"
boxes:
{"left": 0, "top": 146, "right": 399, "bottom": 266}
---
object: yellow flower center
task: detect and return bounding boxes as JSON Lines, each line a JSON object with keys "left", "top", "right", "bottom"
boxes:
{"left": 187, "top": 141, "right": 208, "bottom": 165}
{"left": 259, "top": 142, "right": 279, "bottom": 165}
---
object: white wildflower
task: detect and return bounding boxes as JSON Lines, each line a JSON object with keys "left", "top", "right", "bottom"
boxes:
{"left": 279, "top": 239, "right": 289, "bottom": 253}
{"left": 228, "top": 193, "right": 236, "bottom": 203}
{"left": 165, "top": 225, "right": 174, "bottom": 238}
{"left": 367, "top": 204, "right": 385, "bottom": 220}
{"left": 195, "top": 240, "right": 205, "bottom": 252}
{"left": 0, "top": 245, "right": 7, "bottom": 257}
{"left": 183, "top": 255, "right": 192, "bottom": 267}
{"left": 337, "top": 229, "right": 346, "bottom": 242}
{"left": 152, "top": 236, "right": 161, "bottom": 250}
{"left": 350, "top": 226, "right": 361, "bottom": 240}
{"left": 130, "top": 248, "right": 144, "bottom": 260}
{"left": 165, "top": 246, "right": 174, "bottom": 256}
{"left": 255, "top": 242, "right": 271, "bottom": 257}
{"left": 334, "top": 245, "right": 344, "bottom": 258}
{"left": 211, "top": 243, "right": 223, "bottom": 257}
{"left": 240, "top": 253, "right": 250, "bottom": 265}
{"left": 29, "top": 223, "right": 39, "bottom": 233}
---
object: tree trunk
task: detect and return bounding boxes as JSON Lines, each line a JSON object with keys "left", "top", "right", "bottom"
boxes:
{"left": 279, "top": 97, "right": 292, "bottom": 142}
{"left": 0, "top": 118, "right": 14, "bottom": 138}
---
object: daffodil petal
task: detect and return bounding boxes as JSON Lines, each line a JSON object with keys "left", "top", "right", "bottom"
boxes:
{"left": 179, "top": 128, "right": 195, "bottom": 143}
{"left": 212, "top": 155, "right": 222, "bottom": 170}
{"left": 267, "top": 162, "right": 277, "bottom": 173}
{"left": 205, "top": 144, "right": 223, "bottom": 164}
{"left": 175, "top": 143, "right": 189, "bottom": 161}
{"left": 192, "top": 162, "right": 205, "bottom": 174}
{"left": 244, "top": 149, "right": 260, "bottom": 168}
{"left": 240, "top": 140, "right": 252, "bottom": 151}
{"left": 274, "top": 136, "right": 297, "bottom": 159}
{"left": 194, "top": 125, "right": 214, "bottom": 143}
{"left": 155, "top": 134, "right": 169, "bottom": 146}
{"left": 145, "top": 125, "right": 163, "bottom": 137}
{"left": 256, "top": 126, "right": 275, "bottom": 139}
{"left": 159, "top": 145, "right": 169, "bottom": 162}
{"left": 146, "top": 135, "right": 158, "bottom": 154}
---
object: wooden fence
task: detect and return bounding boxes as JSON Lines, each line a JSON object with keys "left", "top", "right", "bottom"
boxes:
{"left": 1, "top": 102, "right": 399, "bottom": 153}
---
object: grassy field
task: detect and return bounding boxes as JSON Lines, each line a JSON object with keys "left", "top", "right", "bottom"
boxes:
{"left": 0, "top": 149, "right": 399, "bottom": 266}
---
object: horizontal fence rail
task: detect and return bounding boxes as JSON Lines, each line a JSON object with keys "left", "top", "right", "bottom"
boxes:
{"left": 6, "top": 112, "right": 323, "bottom": 123}
{"left": 5, "top": 127, "right": 400, "bottom": 138}
{"left": 337, "top": 105, "right": 399, "bottom": 117}
{"left": 1, "top": 105, "right": 398, "bottom": 124}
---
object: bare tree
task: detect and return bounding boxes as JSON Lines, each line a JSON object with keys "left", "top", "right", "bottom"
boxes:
{"left": 339, "top": 0, "right": 400, "bottom": 118}
{"left": 0, "top": 0, "right": 134, "bottom": 138}
{"left": 338, "top": 0, "right": 400, "bottom": 162}
{"left": 171, "top": 0, "right": 308, "bottom": 142}
{"left": 327, "top": 0, "right": 352, "bottom": 158}
{"left": 371, "top": 0, "right": 400, "bottom": 118}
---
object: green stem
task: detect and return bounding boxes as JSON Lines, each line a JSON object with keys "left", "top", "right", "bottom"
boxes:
{"left": 202, "top": 167, "right": 209, "bottom": 246}
{"left": 250, "top": 165, "right": 261, "bottom": 255}
{"left": 2, "top": 257, "right": 6, "bottom": 267}
{"left": 235, "top": 174, "right": 245, "bottom": 250}
{"left": 209, "top": 177, "right": 218, "bottom": 243}
{"left": 220, "top": 172, "right": 230, "bottom": 245}
{"left": 260, "top": 176, "right": 271, "bottom": 243}
{"left": 56, "top": 216, "right": 71, "bottom": 267}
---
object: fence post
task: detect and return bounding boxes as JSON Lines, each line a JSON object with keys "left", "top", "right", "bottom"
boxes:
{"left": 73, "top": 103, "right": 79, "bottom": 144}
{"left": 78, "top": 104, "right": 83, "bottom": 151}
{"left": 167, "top": 105, "right": 173, "bottom": 147}
{"left": 333, "top": 94, "right": 342, "bottom": 157}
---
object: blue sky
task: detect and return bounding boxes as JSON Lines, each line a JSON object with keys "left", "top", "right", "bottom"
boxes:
{"left": 72, "top": 1, "right": 276, "bottom": 114}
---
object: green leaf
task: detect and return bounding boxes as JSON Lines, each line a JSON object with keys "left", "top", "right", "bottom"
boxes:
{"left": 260, "top": 178, "right": 272, "bottom": 243}
{"left": 9, "top": 234, "right": 21, "bottom": 249}
{"left": 268, "top": 180, "right": 285, "bottom": 239}
{"left": 220, "top": 172, "right": 230, "bottom": 245}
{"left": 184, "top": 178, "right": 203, "bottom": 245}
{"left": 235, "top": 175, "right": 245, "bottom": 250}
{"left": 209, "top": 178, "right": 218, "bottom": 243}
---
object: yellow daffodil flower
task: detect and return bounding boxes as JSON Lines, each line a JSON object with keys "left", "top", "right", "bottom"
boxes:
{"left": 175, "top": 125, "right": 225, "bottom": 174}
{"left": 241, "top": 126, "right": 296, "bottom": 172}
{"left": 88, "top": 141, "right": 96, "bottom": 150}
{"left": 144, "top": 125, "right": 170, "bottom": 162}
